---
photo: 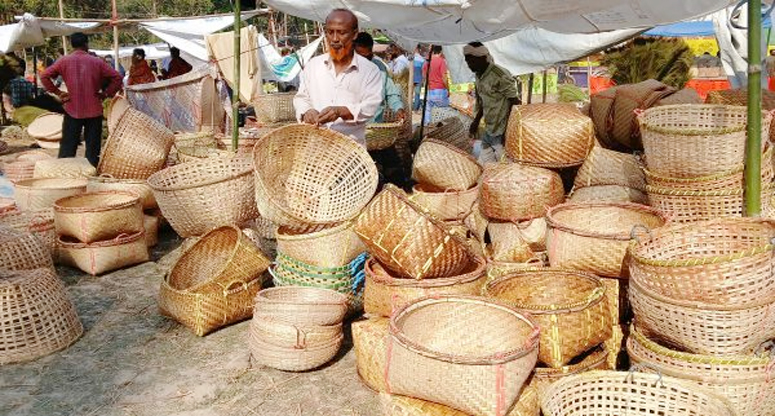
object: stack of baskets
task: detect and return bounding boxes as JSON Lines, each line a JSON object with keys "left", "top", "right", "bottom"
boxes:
{"left": 569, "top": 145, "right": 648, "bottom": 204}
{"left": 87, "top": 174, "right": 160, "bottom": 248}
{"left": 2, "top": 150, "right": 53, "bottom": 184}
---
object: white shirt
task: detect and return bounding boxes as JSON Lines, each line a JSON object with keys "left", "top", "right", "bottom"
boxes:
{"left": 390, "top": 54, "right": 410, "bottom": 75}
{"left": 293, "top": 53, "right": 383, "bottom": 146}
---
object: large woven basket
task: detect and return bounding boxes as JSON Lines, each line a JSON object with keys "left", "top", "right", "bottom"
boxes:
{"left": 629, "top": 218, "right": 775, "bottom": 306}
{"left": 379, "top": 388, "right": 541, "bottom": 416}
{"left": 0, "top": 198, "right": 16, "bottom": 215}
{"left": 106, "top": 95, "right": 130, "bottom": 134}
{"left": 0, "top": 226, "right": 53, "bottom": 271}
{"left": 176, "top": 146, "right": 233, "bottom": 164}
{"left": 568, "top": 185, "right": 649, "bottom": 204}
{"left": 573, "top": 146, "right": 645, "bottom": 190}
{"left": 546, "top": 202, "right": 668, "bottom": 277}
{"left": 253, "top": 287, "right": 348, "bottom": 327}
{"left": 253, "top": 92, "right": 296, "bottom": 124}
{"left": 411, "top": 183, "right": 479, "bottom": 221}
{"left": 386, "top": 296, "right": 539, "bottom": 416}
{"left": 0, "top": 268, "right": 83, "bottom": 364}
{"left": 638, "top": 104, "right": 770, "bottom": 178}
{"left": 33, "top": 157, "right": 96, "bottom": 179}
{"left": 425, "top": 117, "right": 473, "bottom": 153}
{"left": 248, "top": 324, "right": 343, "bottom": 372}
{"left": 144, "top": 214, "right": 158, "bottom": 247}
{"left": 630, "top": 279, "right": 775, "bottom": 356}
{"left": 355, "top": 184, "right": 471, "bottom": 279}
{"left": 15, "top": 150, "right": 53, "bottom": 162}
{"left": 353, "top": 317, "right": 390, "bottom": 392}
{"left": 87, "top": 174, "right": 157, "bottom": 210}
{"left": 647, "top": 183, "right": 774, "bottom": 224}
{"left": 412, "top": 139, "right": 482, "bottom": 191}
{"left": 147, "top": 155, "right": 258, "bottom": 237}
{"left": 173, "top": 131, "right": 217, "bottom": 149}
{"left": 366, "top": 120, "right": 403, "bottom": 151}
{"left": 481, "top": 163, "right": 565, "bottom": 222}
{"left": 54, "top": 191, "right": 144, "bottom": 243}
{"left": 0, "top": 210, "right": 57, "bottom": 254}
{"left": 14, "top": 178, "right": 88, "bottom": 212}
{"left": 250, "top": 317, "right": 342, "bottom": 350}
{"left": 505, "top": 103, "right": 594, "bottom": 168}
{"left": 3, "top": 160, "right": 36, "bottom": 183}
{"left": 541, "top": 370, "right": 735, "bottom": 416}
{"left": 485, "top": 269, "right": 611, "bottom": 368}
{"left": 627, "top": 326, "right": 775, "bottom": 416}
{"left": 486, "top": 221, "right": 537, "bottom": 263}
{"left": 57, "top": 231, "right": 149, "bottom": 275}
{"left": 252, "top": 124, "right": 378, "bottom": 228}
{"left": 485, "top": 257, "right": 546, "bottom": 282}
{"left": 530, "top": 346, "right": 609, "bottom": 401}
{"left": 364, "top": 255, "right": 486, "bottom": 318}
{"left": 276, "top": 221, "right": 366, "bottom": 269}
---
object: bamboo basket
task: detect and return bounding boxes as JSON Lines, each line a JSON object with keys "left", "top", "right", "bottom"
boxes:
{"left": 177, "top": 146, "right": 233, "bottom": 163}
{"left": 0, "top": 268, "right": 83, "bottom": 364}
{"left": 638, "top": 104, "right": 770, "bottom": 178}
{"left": 379, "top": 387, "right": 541, "bottom": 416}
{"left": 355, "top": 184, "right": 471, "bottom": 279}
{"left": 568, "top": 185, "right": 649, "bottom": 204}
{"left": 353, "top": 317, "right": 390, "bottom": 392}
{"left": 0, "top": 226, "right": 53, "bottom": 271}
{"left": 541, "top": 370, "right": 735, "bottom": 416}
{"left": 54, "top": 191, "right": 144, "bottom": 243}
{"left": 627, "top": 326, "right": 775, "bottom": 416}
{"left": 573, "top": 146, "right": 645, "bottom": 190}
{"left": 57, "top": 231, "right": 149, "bottom": 275}
{"left": 173, "top": 131, "right": 217, "bottom": 149}
{"left": 412, "top": 139, "right": 482, "bottom": 191}
{"left": 15, "top": 150, "right": 53, "bottom": 162}
{"left": 0, "top": 197, "right": 16, "bottom": 214}
{"left": 87, "top": 174, "right": 157, "bottom": 210}
{"left": 252, "top": 92, "right": 296, "bottom": 124}
{"left": 3, "top": 160, "right": 36, "bottom": 183}
{"left": 425, "top": 117, "right": 471, "bottom": 152}
{"left": 366, "top": 120, "right": 403, "bottom": 151}
{"left": 144, "top": 214, "right": 159, "bottom": 247}
{"left": 410, "top": 184, "right": 479, "bottom": 221}
{"left": 252, "top": 124, "right": 378, "bottom": 228}
{"left": 629, "top": 218, "right": 775, "bottom": 306}
{"left": 481, "top": 163, "right": 565, "bottom": 222}
{"left": 106, "top": 95, "right": 130, "bottom": 134}
{"left": 485, "top": 257, "right": 546, "bottom": 282}
{"left": 33, "top": 157, "right": 96, "bottom": 179}
{"left": 386, "top": 296, "right": 540, "bottom": 416}
{"left": 253, "top": 287, "right": 348, "bottom": 327}
{"left": 485, "top": 269, "right": 611, "bottom": 368}
{"left": 250, "top": 318, "right": 342, "bottom": 349}
{"left": 248, "top": 325, "right": 343, "bottom": 372}
{"left": 159, "top": 272, "right": 262, "bottom": 337}
{"left": 486, "top": 221, "right": 537, "bottom": 263}
{"left": 0, "top": 210, "right": 57, "bottom": 254}
{"left": 147, "top": 155, "right": 258, "bottom": 237}
{"left": 364, "top": 255, "right": 487, "bottom": 318}
{"left": 98, "top": 107, "right": 175, "bottom": 180}
{"left": 464, "top": 202, "right": 489, "bottom": 243}
{"left": 647, "top": 183, "right": 774, "bottom": 224}
{"left": 14, "top": 178, "right": 88, "bottom": 212}
{"left": 546, "top": 202, "right": 668, "bottom": 277}
{"left": 530, "top": 346, "right": 609, "bottom": 400}
{"left": 505, "top": 103, "right": 594, "bottom": 168}
{"left": 275, "top": 221, "right": 366, "bottom": 269}
{"left": 630, "top": 279, "right": 775, "bottom": 356}
{"left": 0, "top": 139, "right": 7, "bottom": 154}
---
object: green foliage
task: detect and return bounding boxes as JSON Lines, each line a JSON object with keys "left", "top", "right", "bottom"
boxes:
{"left": 601, "top": 37, "right": 693, "bottom": 89}
{"left": 558, "top": 84, "right": 589, "bottom": 103}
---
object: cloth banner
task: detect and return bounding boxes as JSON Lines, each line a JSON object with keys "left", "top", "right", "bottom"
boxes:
{"left": 257, "top": 34, "right": 323, "bottom": 82}
{"left": 206, "top": 25, "right": 261, "bottom": 103}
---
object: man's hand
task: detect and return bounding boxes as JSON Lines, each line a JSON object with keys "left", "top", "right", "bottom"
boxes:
{"left": 302, "top": 109, "right": 320, "bottom": 124}
{"left": 317, "top": 106, "right": 353, "bottom": 124}
{"left": 58, "top": 91, "right": 71, "bottom": 103}
{"left": 395, "top": 108, "right": 407, "bottom": 121}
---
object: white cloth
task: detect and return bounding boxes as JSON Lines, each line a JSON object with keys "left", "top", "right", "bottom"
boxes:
{"left": 293, "top": 53, "right": 383, "bottom": 146}
{"left": 390, "top": 54, "right": 410, "bottom": 74}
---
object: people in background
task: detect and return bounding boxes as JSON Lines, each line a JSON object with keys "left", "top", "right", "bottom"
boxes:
{"left": 161, "top": 47, "right": 193, "bottom": 80}
{"left": 104, "top": 55, "right": 125, "bottom": 78}
{"left": 40, "top": 32, "right": 122, "bottom": 166}
{"left": 412, "top": 44, "right": 425, "bottom": 111}
{"left": 767, "top": 49, "right": 775, "bottom": 91}
{"left": 387, "top": 43, "right": 410, "bottom": 75}
{"left": 421, "top": 45, "right": 449, "bottom": 124}
{"left": 464, "top": 42, "right": 519, "bottom": 164}
{"left": 127, "top": 48, "right": 156, "bottom": 86}
{"left": 293, "top": 9, "right": 383, "bottom": 147}
{"left": 353, "top": 32, "right": 406, "bottom": 123}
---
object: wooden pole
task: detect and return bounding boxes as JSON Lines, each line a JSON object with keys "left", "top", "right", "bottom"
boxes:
{"left": 112, "top": 0, "right": 119, "bottom": 70}
{"left": 232, "top": 0, "right": 241, "bottom": 152}
{"left": 304, "top": 23, "right": 310, "bottom": 45}
{"left": 419, "top": 46, "right": 434, "bottom": 137}
{"left": 527, "top": 73, "right": 534, "bottom": 104}
{"left": 745, "top": 0, "right": 763, "bottom": 216}
{"left": 542, "top": 70, "right": 548, "bottom": 103}
{"left": 58, "top": 0, "right": 67, "bottom": 54}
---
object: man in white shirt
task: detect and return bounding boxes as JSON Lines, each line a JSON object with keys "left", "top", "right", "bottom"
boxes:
{"left": 388, "top": 44, "right": 410, "bottom": 75}
{"left": 293, "top": 9, "right": 383, "bottom": 146}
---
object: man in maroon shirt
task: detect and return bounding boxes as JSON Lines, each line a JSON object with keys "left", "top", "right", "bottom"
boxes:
{"left": 41, "top": 32, "right": 123, "bottom": 166}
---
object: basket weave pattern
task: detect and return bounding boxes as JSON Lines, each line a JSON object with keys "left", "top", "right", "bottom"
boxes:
{"left": 530, "top": 346, "right": 609, "bottom": 400}
{"left": 411, "top": 184, "right": 479, "bottom": 221}
{"left": 425, "top": 117, "right": 471, "bottom": 152}
{"left": 481, "top": 163, "right": 564, "bottom": 222}
{"left": 275, "top": 221, "right": 365, "bottom": 269}
{"left": 568, "top": 185, "right": 649, "bottom": 204}
{"left": 57, "top": 231, "right": 149, "bottom": 275}
{"left": 0, "top": 227, "right": 54, "bottom": 271}
{"left": 412, "top": 139, "right": 482, "bottom": 191}
{"left": 33, "top": 158, "right": 96, "bottom": 179}
{"left": 87, "top": 175, "right": 157, "bottom": 210}
{"left": 366, "top": 120, "right": 402, "bottom": 151}
{"left": 573, "top": 146, "right": 645, "bottom": 190}
{"left": 14, "top": 178, "right": 88, "bottom": 212}
{"left": 0, "top": 210, "right": 57, "bottom": 254}
{"left": 253, "top": 92, "right": 296, "bottom": 124}
{"left": 54, "top": 191, "right": 144, "bottom": 243}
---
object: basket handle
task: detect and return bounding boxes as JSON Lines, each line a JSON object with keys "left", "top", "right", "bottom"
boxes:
{"left": 294, "top": 325, "right": 307, "bottom": 349}
{"left": 629, "top": 224, "right": 653, "bottom": 244}
{"left": 98, "top": 173, "right": 116, "bottom": 179}
{"left": 27, "top": 214, "right": 48, "bottom": 232}
{"left": 222, "top": 279, "right": 249, "bottom": 294}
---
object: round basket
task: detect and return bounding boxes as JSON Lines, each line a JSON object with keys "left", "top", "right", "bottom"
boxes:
{"left": 412, "top": 139, "right": 482, "bottom": 191}
{"left": 143, "top": 214, "right": 158, "bottom": 247}
{"left": 35, "top": 138, "right": 60, "bottom": 149}
{"left": 354, "top": 184, "right": 471, "bottom": 279}
{"left": 366, "top": 120, "right": 402, "bottom": 151}
{"left": 27, "top": 112, "right": 63, "bottom": 139}
{"left": 425, "top": 117, "right": 471, "bottom": 152}
{"left": 486, "top": 221, "right": 537, "bottom": 263}
{"left": 546, "top": 202, "right": 668, "bottom": 277}
{"left": 252, "top": 92, "right": 296, "bottom": 124}
{"left": 253, "top": 287, "right": 348, "bottom": 327}
{"left": 177, "top": 146, "right": 233, "bottom": 163}
{"left": 630, "top": 278, "right": 775, "bottom": 356}
{"left": 629, "top": 218, "right": 775, "bottom": 306}
{"left": 0, "top": 226, "right": 53, "bottom": 271}
{"left": 627, "top": 326, "right": 775, "bottom": 416}
{"left": 410, "top": 183, "right": 479, "bottom": 221}
{"left": 568, "top": 185, "right": 649, "bottom": 204}
{"left": 14, "top": 178, "right": 88, "bottom": 212}
{"left": 647, "top": 183, "right": 774, "bottom": 224}
{"left": 485, "top": 269, "right": 611, "bottom": 368}
{"left": 387, "top": 295, "right": 540, "bottom": 416}
{"left": 87, "top": 174, "right": 157, "bottom": 210}
{"left": 250, "top": 318, "right": 342, "bottom": 349}
{"left": 364, "top": 255, "right": 487, "bottom": 318}
{"left": 481, "top": 163, "right": 565, "bottom": 222}
{"left": 0, "top": 210, "right": 57, "bottom": 253}
{"left": 3, "top": 160, "right": 37, "bottom": 183}
{"left": 379, "top": 387, "right": 541, "bottom": 416}
{"left": 106, "top": 95, "right": 131, "bottom": 134}
{"left": 573, "top": 146, "right": 645, "bottom": 190}
{"left": 485, "top": 257, "right": 546, "bottom": 282}
{"left": 505, "top": 104, "right": 594, "bottom": 168}
{"left": 276, "top": 221, "right": 366, "bottom": 269}
{"left": 33, "top": 157, "right": 96, "bottom": 179}
{"left": 540, "top": 370, "right": 735, "bottom": 416}
{"left": 57, "top": 231, "right": 149, "bottom": 275}
{"left": 15, "top": 150, "right": 53, "bottom": 162}
{"left": 530, "top": 346, "right": 609, "bottom": 400}
{"left": 0, "top": 268, "right": 83, "bottom": 364}
{"left": 248, "top": 326, "right": 343, "bottom": 372}
{"left": 147, "top": 155, "right": 258, "bottom": 237}
{"left": 54, "top": 191, "right": 143, "bottom": 243}
{"left": 173, "top": 131, "right": 217, "bottom": 149}
{"left": 0, "top": 197, "right": 17, "bottom": 215}
{"left": 252, "top": 124, "right": 378, "bottom": 228}
{"left": 353, "top": 317, "right": 390, "bottom": 392}
{"left": 98, "top": 107, "right": 175, "bottom": 180}
{"left": 638, "top": 104, "right": 770, "bottom": 178}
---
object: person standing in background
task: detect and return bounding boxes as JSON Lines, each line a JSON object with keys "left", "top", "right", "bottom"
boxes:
{"left": 766, "top": 49, "right": 775, "bottom": 91}
{"left": 387, "top": 43, "right": 410, "bottom": 75}
{"left": 411, "top": 44, "right": 425, "bottom": 111}
{"left": 353, "top": 32, "right": 406, "bottom": 123}
{"left": 421, "top": 45, "right": 449, "bottom": 124}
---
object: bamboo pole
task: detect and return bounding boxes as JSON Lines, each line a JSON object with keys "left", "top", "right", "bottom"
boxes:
{"left": 745, "top": 0, "right": 763, "bottom": 216}
{"left": 419, "top": 46, "right": 434, "bottom": 138}
{"left": 112, "top": 0, "right": 119, "bottom": 70}
{"left": 14, "top": 10, "right": 270, "bottom": 23}
{"left": 58, "top": 0, "right": 67, "bottom": 54}
{"left": 231, "top": 0, "right": 241, "bottom": 152}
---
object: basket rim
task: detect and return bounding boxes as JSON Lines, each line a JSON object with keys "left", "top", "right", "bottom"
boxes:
{"left": 419, "top": 138, "right": 482, "bottom": 169}
{"left": 546, "top": 202, "right": 668, "bottom": 241}
{"left": 147, "top": 155, "right": 253, "bottom": 192}
{"left": 275, "top": 221, "right": 353, "bottom": 242}
{"left": 14, "top": 178, "right": 88, "bottom": 190}
{"left": 57, "top": 230, "right": 145, "bottom": 248}
{"left": 161, "top": 272, "right": 262, "bottom": 297}
{"left": 366, "top": 255, "right": 485, "bottom": 288}
{"left": 169, "top": 226, "right": 249, "bottom": 292}
{"left": 87, "top": 174, "right": 148, "bottom": 185}
{"left": 389, "top": 295, "right": 540, "bottom": 365}
{"left": 637, "top": 104, "right": 757, "bottom": 136}
{"left": 366, "top": 120, "right": 404, "bottom": 129}
{"left": 630, "top": 278, "right": 775, "bottom": 310}
{"left": 254, "top": 286, "right": 349, "bottom": 307}
{"left": 645, "top": 184, "right": 773, "bottom": 196}
{"left": 411, "top": 183, "right": 480, "bottom": 196}
{"left": 533, "top": 345, "right": 608, "bottom": 378}
{"left": 53, "top": 191, "right": 140, "bottom": 213}
{"left": 484, "top": 269, "right": 606, "bottom": 314}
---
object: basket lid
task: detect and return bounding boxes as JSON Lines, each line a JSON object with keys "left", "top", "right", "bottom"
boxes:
{"left": 36, "top": 138, "right": 61, "bottom": 149}
{"left": 27, "top": 113, "right": 64, "bottom": 139}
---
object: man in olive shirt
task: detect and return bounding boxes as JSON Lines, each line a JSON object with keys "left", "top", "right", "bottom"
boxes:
{"left": 465, "top": 42, "right": 520, "bottom": 164}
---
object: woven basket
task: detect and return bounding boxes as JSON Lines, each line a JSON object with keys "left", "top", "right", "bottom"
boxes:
{"left": 629, "top": 218, "right": 775, "bottom": 306}
{"left": 630, "top": 279, "right": 775, "bottom": 355}
{"left": 173, "top": 131, "right": 217, "bottom": 149}
{"left": 364, "top": 255, "right": 486, "bottom": 318}
{"left": 486, "top": 221, "right": 537, "bottom": 263}
{"left": 568, "top": 185, "right": 649, "bottom": 204}
{"left": 54, "top": 191, "right": 144, "bottom": 243}
{"left": 57, "top": 231, "right": 149, "bottom": 275}
{"left": 546, "top": 202, "right": 668, "bottom": 277}
{"left": 147, "top": 155, "right": 258, "bottom": 237}
{"left": 15, "top": 150, "right": 53, "bottom": 162}
{"left": 355, "top": 184, "right": 471, "bottom": 279}
{"left": 98, "top": 107, "right": 175, "bottom": 180}
{"left": 252, "top": 124, "right": 378, "bottom": 228}
{"left": 144, "top": 214, "right": 158, "bottom": 247}
{"left": 412, "top": 139, "right": 482, "bottom": 191}
{"left": 541, "top": 370, "right": 735, "bottom": 416}
{"left": 425, "top": 117, "right": 471, "bottom": 153}
{"left": 353, "top": 317, "right": 390, "bottom": 392}
{"left": 87, "top": 174, "right": 157, "bottom": 210}
{"left": 27, "top": 112, "right": 63, "bottom": 139}
{"left": 253, "top": 92, "right": 296, "bottom": 124}
{"left": 647, "top": 183, "right": 774, "bottom": 224}
{"left": 0, "top": 197, "right": 16, "bottom": 215}
{"left": 379, "top": 388, "right": 541, "bottom": 416}
{"left": 366, "top": 120, "right": 403, "bottom": 151}
{"left": 33, "top": 157, "right": 96, "bottom": 179}
{"left": 14, "top": 178, "right": 88, "bottom": 212}
{"left": 0, "top": 210, "right": 57, "bottom": 254}
{"left": 505, "top": 104, "right": 594, "bottom": 168}
{"left": 3, "top": 160, "right": 36, "bottom": 183}
{"left": 530, "top": 346, "right": 609, "bottom": 400}
{"left": 481, "top": 163, "right": 565, "bottom": 222}
{"left": 276, "top": 221, "right": 366, "bottom": 269}
{"left": 0, "top": 268, "right": 83, "bottom": 364}
{"left": 159, "top": 273, "right": 262, "bottom": 337}
{"left": 627, "top": 326, "right": 775, "bottom": 416}
{"left": 177, "top": 146, "right": 233, "bottom": 163}
{"left": 253, "top": 287, "right": 348, "bottom": 326}
{"left": 387, "top": 295, "right": 540, "bottom": 416}
{"left": 0, "top": 226, "right": 53, "bottom": 271}
{"left": 464, "top": 202, "right": 489, "bottom": 243}
{"left": 0, "top": 140, "right": 7, "bottom": 154}
{"left": 485, "top": 257, "right": 546, "bottom": 282}
{"left": 485, "top": 269, "right": 612, "bottom": 368}
{"left": 250, "top": 317, "right": 342, "bottom": 349}
{"left": 248, "top": 325, "right": 343, "bottom": 372}
{"left": 411, "top": 184, "right": 479, "bottom": 221}
{"left": 107, "top": 95, "right": 131, "bottom": 134}
{"left": 573, "top": 146, "right": 645, "bottom": 190}
{"left": 638, "top": 104, "right": 770, "bottom": 178}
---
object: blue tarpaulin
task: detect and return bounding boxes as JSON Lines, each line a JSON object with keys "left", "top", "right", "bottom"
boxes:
{"left": 645, "top": 18, "right": 772, "bottom": 37}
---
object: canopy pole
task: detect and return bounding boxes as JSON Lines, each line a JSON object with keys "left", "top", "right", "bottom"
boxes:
{"left": 58, "top": 0, "right": 67, "bottom": 54}
{"left": 419, "top": 45, "right": 434, "bottom": 138}
{"left": 231, "top": 0, "right": 241, "bottom": 152}
{"left": 112, "top": 0, "right": 119, "bottom": 70}
{"left": 745, "top": 0, "right": 763, "bottom": 216}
